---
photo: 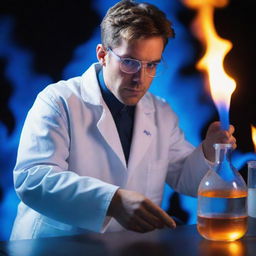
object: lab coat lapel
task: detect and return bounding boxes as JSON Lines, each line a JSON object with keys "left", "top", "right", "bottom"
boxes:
{"left": 81, "top": 63, "right": 126, "bottom": 168}
{"left": 128, "top": 95, "right": 156, "bottom": 171}
{"left": 97, "top": 105, "right": 126, "bottom": 167}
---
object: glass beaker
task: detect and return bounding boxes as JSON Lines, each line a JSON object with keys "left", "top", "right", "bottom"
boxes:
{"left": 197, "top": 143, "right": 248, "bottom": 241}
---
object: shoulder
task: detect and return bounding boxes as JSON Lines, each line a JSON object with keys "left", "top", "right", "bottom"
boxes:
{"left": 143, "top": 92, "right": 176, "bottom": 116}
{"left": 39, "top": 76, "right": 83, "bottom": 101}
{"left": 25, "top": 76, "right": 82, "bottom": 120}
{"left": 37, "top": 63, "right": 99, "bottom": 105}
{"left": 140, "top": 92, "right": 179, "bottom": 130}
{"left": 38, "top": 63, "right": 100, "bottom": 106}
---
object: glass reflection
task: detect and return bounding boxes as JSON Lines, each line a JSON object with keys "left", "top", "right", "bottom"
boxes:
{"left": 199, "top": 240, "right": 245, "bottom": 256}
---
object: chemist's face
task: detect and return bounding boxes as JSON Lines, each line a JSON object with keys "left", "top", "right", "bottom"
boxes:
{"left": 96, "top": 36, "right": 164, "bottom": 105}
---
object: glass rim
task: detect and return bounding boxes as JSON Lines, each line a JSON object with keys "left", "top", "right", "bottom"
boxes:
{"left": 213, "top": 143, "right": 232, "bottom": 149}
{"left": 247, "top": 160, "right": 256, "bottom": 168}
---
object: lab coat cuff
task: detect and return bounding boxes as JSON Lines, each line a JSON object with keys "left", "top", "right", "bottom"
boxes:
{"left": 100, "top": 186, "right": 119, "bottom": 233}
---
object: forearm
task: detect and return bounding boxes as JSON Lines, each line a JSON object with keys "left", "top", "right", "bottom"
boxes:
{"left": 14, "top": 165, "right": 119, "bottom": 232}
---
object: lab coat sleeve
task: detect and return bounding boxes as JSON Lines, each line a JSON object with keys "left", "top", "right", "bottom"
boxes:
{"left": 164, "top": 108, "right": 209, "bottom": 197}
{"left": 13, "top": 92, "right": 119, "bottom": 233}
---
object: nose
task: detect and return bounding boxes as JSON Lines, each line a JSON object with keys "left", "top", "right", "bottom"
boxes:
{"left": 132, "top": 66, "right": 146, "bottom": 83}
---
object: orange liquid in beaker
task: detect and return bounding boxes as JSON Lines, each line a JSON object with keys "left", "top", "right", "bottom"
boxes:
{"left": 197, "top": 190, "right": 248, "bottom": 241}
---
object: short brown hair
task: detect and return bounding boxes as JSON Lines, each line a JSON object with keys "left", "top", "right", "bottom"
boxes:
{"left": 101, "top": 0, "right": 175, "bottom": 49}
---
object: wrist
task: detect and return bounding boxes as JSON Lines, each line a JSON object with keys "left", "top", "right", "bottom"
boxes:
{"left": 202, "top": 141, "right": 215, "bottom": 162}
{"left": 107, "top": 188, "right": 121, "bottom": 217}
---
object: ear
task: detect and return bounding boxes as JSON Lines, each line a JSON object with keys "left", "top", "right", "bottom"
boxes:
{"left": 96, "top": 44, "right": 107, "bottom": 66}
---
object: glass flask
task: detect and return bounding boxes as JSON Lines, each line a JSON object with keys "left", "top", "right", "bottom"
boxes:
{"left": 197, "top": 143, "right": 248, "bottom": 241}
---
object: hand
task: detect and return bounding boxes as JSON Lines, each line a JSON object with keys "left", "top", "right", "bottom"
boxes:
{"left": 107, "top": 189, "right": 176, "bottom": 233}
{"left": 202, "top": 121, "right": 237, "bottom": 162}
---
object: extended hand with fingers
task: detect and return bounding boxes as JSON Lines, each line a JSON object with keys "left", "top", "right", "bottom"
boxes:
{"left": 107, "top": 188, "right": 176, "bottom": 233}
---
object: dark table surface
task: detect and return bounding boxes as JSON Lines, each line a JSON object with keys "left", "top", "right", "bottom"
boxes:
{"left": 1, "top": 217, "right": 256, "bottom": 256}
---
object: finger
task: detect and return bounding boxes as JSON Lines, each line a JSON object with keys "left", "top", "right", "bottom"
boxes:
{"left": 208, "top": 121, "right": 221, "bottom": 132}
{"left": 232, "top": 142, "right": 237, "bottom": 150}
{"left": 126, "top": 215, "right": 155, "bottom": 233}
{"left": 229, "top": 124, "right": 235, "bottom": 134}
{"left": 228, "top": 135, "right": 237, "bottom": 149}
{"left": 222, "top": 133, "right": 236, "bottom": 144}
{"left": 217, "top": 131, "right": 233, "bottom": 144}
{"left": 133, "top": 215, "right": 156, "bottom": 232}
{"left": 157, "top": 209, "right": 176, "bottom": 229}
{"left": 144, "top": 201, "right": 176, "bottom": 229}
{"left": 137, "top": 207, "right": 165, "bottom": 229}
{"left": 229, "top": 136, "right": 236, "bottom": 144}
{"left": 132, "top": 225, "right": 145, "bottom": 233}
{"left": 131, "top": 223, "right": 150, "bottom": 233}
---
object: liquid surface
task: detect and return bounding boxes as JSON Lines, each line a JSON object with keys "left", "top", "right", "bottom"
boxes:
{"left": 198, "top": 190, "right": 247, "bottom": 198}
{"left": 197, "top": 190, "right": 248, "bottom": 241}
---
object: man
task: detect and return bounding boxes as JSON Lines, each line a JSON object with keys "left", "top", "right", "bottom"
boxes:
{"left": 10, "top": 0, "right": 236, "bottom": 239}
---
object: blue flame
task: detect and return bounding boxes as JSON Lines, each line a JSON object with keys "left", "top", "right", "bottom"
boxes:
{"left": 217, "top": 102, "right": 230, "bottom": 131}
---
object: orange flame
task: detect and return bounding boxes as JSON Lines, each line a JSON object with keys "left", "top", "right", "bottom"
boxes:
{"left": 183, "top": 0, "right": 236, "bottom": 122}
{"left": 251, "top": 125, "right": 256, "bottom": 152}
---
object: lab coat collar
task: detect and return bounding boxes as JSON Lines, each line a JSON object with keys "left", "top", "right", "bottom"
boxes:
{"left": 80, "top": 63, "right": 103, "bottom": 106}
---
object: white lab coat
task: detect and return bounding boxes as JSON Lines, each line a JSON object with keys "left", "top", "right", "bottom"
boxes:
{"left": 10, "top": 63, "right": 208, "bottom": 240}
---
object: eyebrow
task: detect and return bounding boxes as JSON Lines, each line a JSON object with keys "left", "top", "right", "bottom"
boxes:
{"left": 149, "top": 59, "right": 162, "bottom": 63}
{"left": 121, "top": 54, "right": 162, "bottom": 63}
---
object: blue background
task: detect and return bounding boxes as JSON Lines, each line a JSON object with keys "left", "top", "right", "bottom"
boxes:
{"left": 0, "top": 0, "right": 255, "bottom": 240}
